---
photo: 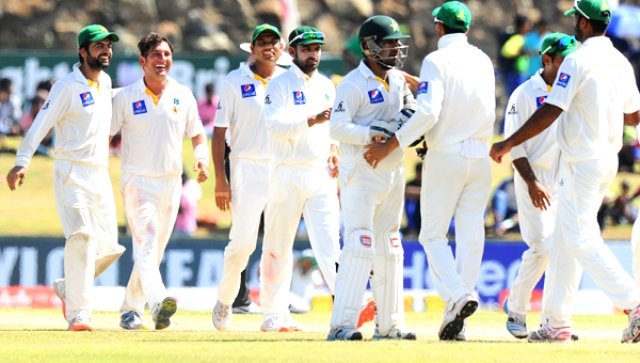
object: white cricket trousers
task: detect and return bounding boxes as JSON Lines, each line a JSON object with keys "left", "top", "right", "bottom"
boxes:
{"left": 419, "top": 149, "right": 491, "bottom": 304}
{"left": 507, "top": 167, "right": 558, "bottom": 315}
{"left": 217, "top": 158, "right": 270, "bottom": 305}
{"left": 260, "top": 165, "right": 341, "bottom": 316}
{"left": 330, "top": 163, "right": 406, "bottom": 335}
{"left": 542, "top": 155, "right": 640, "bottom": 328}
{"left": 120, "top": 173, "right": 181, "bottom": 313}
{"left": 53, "top": 160, "right": 119, "bottom": 321}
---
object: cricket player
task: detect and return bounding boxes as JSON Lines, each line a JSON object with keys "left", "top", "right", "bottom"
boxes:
{"left": 259, "top": 25, "right": 341, "bottom": 332}
{"left": 6, "top": 24, "right": 125, "bottom": 331}
{"left": 328, "top": 15, "right": 416, "bottom": 341}
{"left": 491, "top": 0, "right": 640, "bottom": 343}
{"left": 365, "top": 1, "right": 496, "bottom": 341}
{"left": 111, "top": 33, "right": 209, "bottom": 330}
{"left": 501, "top": 33, "right": 579, "bottom": 339}
{"left": 211, "top": 24, "right": 286, "bottom": 330}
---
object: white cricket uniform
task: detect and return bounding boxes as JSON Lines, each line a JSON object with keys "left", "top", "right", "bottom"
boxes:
{"left": 260, "top": 63, "right": 341, "bottom": 317}
{"left": 329, "top": 61, "right": 411, "bottom": 334}
{"left": 213, "top": 64, "right": 285, "bottom": 306}
{"left": 111, "top": 76, "right": 205, "bottom": 314}
{"left": 395, "top": 33, "right": 495, "bottom": 305}
{"left": 503, "top": 71, "right": 565, "bottom": 315}
{"left": 539, "top": 36, "right": 640, "bottom": 328}
{"left": 14, "top": 63, "right": 123, "bottom": 321}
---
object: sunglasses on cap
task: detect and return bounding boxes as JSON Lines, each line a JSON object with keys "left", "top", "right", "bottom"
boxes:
{"left": 540, "top": 35, "right": 577, "bottom": 55}
{"left": 290, "top": 31, "right": 325, "bottom": 44}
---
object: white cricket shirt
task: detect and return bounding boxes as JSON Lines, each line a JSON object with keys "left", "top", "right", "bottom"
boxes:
{"left": 545, "top": 36, "right": 640, "bottom": 162}
{"left": 330, "top": 60, "right": 409, "bottom": 170}
{"left": 111, "top": 76, "right": 205, "bottom": 177}
{"left": 396, "top": 34, "right": 496, "bottom": 152}
{"left": 504, "top": 71, "right": 560, "bottom": 170}
{"left": 264, "top": 63, "right": 336, "bottom": 168}
{"left": 214, "top": 63, "right": 286, "bottom": 160}
{"left": 15, "top": 63, "right": 113, "bottom": 168}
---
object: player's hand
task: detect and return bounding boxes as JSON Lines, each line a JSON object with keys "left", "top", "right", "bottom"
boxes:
{"left": 6, "top": 166, "right": 27, "bottom": 191}
{"left": 214, "top": 179, "right": 231, "bottom": 211}
{"left": 312, "top": 108, "right": 332, "bottom": 126}
{"left": 526, "top": 180, "right": 551, "bottom": 211}
{"left": 194, "top": 160, "right": 209, "bottom": 183}
{"left": 364, "top": 137, "right": 398, "bottom": 169}
{"left": 490, "top": 140, "right": 512, "bottom": 163}
{"left": 327, "top": 152, "right": 339, "bottom": 178}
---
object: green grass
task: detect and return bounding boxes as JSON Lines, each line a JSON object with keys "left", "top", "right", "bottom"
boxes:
{"left": 0, "top": 309, "right": 638, "bottom": 362}
{"left": 1, "top": 135, "right": 639, "bottom": 240}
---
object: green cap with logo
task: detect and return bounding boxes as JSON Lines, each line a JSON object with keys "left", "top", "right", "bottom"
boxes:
{"left": 252, "top": 24, "right": 281, "bottom": 43}
{"left": 77, "top": 24, "right": 120, "bottom": 47}
{"left": 539, "top": 32, "right": 578, "bottom": 57}
{"left": 564, "top": 0, "right": 612, "bottom": 23}
{"left": 359, "top": 15, "right": 410, "bottom": 41}
{"left": 432, "top": 1, "right": 472, "bottom": 31}
{"left": 289, "top": 25, "right": 325, "bottom": 46}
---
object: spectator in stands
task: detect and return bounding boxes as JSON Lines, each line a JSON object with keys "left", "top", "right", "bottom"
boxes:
{"left": 289, "top": 249, "right": 327, "bottom": 314}
{"left": 499, "top": 15, "right": 532, "bottom": 98}
{"left": 610, "top": 180, "right": 639, "bottom": 226}
{"left": 619, "top": 125, "right": 639, "bottom": 172}
{"left": 0, "top": 78, "right": 19, "bottom": 152}
{"left": 490, "top": 176, "right": 519, "bottom": 236}
{"left": 523, "top": 19, "right": 550, "bottom": 77}
{"left": 197, "top": 83, "right": 217, "bottom": 137}
{"left": 173, "top": 171, "right": 202, "bottom": 237}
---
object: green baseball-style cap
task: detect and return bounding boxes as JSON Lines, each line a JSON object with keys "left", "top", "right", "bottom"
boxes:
{"left": 432, "top": 1, "right": 472, "bottom": 31}
{"left": 540, "top": 32, "right": 578, "bottom": 57}
{"left": 289, "top": 25, "right": 325, "bottom": 46}
{"left": 251, "top": 24, "right": 281, "bottom": 43}
{"left": 359, "top": 15, "right": 410, "bottom": 41}
{"left": 77, "top": 24, "right": 120, "bottom": 47}
{"left": 564, "top": 0, "right": 612, "bottom": 23}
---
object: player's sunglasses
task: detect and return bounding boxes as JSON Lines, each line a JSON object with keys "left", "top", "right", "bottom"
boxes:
{"left": 540, "top": 35, "right": 576, "bottom": 55}
{"left": 290, "top": 31, "right": 325, "bottom": 45}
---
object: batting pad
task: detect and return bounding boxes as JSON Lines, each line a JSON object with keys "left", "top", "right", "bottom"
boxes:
{"left": 371, "top": 233, "right": 405, "bottom": 336}
{"left": 331, "top": 230, "right": 375, "bottom": 329}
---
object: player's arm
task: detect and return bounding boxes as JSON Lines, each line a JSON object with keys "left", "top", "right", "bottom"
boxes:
{"left": 212, "top": 126, "right": 230, "bottom": 211}
{"left": 264, "top": 81, "right": 308, "bottom": 139}
{"left": 512, "top": 157, "right": 550, "bottom": 210}
{"left": 183, "top": 90, "right": 209, "bottom": 184}
{"left": 327, "top": 143, "right": 339, "bottom": 178}
{"left": 329, "top": 81, "right": 370, "bottom": 145}
{"left": 624, "top": 111, "right": 640, "bottom": 126}
{"left": 401, "top": 71, "right": 419, "bottom": 94}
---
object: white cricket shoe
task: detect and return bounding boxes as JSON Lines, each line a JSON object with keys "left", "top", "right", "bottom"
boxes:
{"left": 212, "top": 300, "right": 232, "bottom": 331}
{"left": 622, "top": 304, "right": 640, "bottom": 343}
{"left": 528, "top": 325, "right": 572, "bottom": 343}
{"left": 68, "top": 310, "right": 93, "bottom": 332}
{"left": 438, "top": 294, "right": 478, "bottom": 341}
{"left": 261, "top": 315, "right": 296, "bottom": 332}
{"left": 327, "top": 327, "right": 363, "bottom": 341}
{"left": 372, "top": 327, "right": 417, "bottom": 340}
{"left": 506, "top": 311, "right": 528, "bottom": 339}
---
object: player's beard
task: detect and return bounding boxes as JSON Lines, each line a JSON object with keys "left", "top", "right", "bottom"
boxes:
{"left": 86, "top": 53, "right": 110, "bottom": 71}
{"left": 294, "top": 58, "right": 318, "bottom": 74}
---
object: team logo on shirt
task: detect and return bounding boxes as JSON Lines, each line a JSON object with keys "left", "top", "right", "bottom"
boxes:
{"left": 417, "top": 81, "right": 429, "bottom": 95}
{"left": 241, "top": 84, "right": 256, "bottom": 98}
{"left": 360, "top": 235, "right": 372, "bottom": 247}
{"left": 368, "top": 89, "right": 384, "bottom": 104}
{"left": 334, "top": 101, "right": 346, "bottom": 113}
{"left": 556, "top": 72, "right": 571, "bottom": 88}
{"left": 79, "top": 92, "right": 95, "bottom": 107}
{"left": 132, "top": 100, "right": 148, "bottom": 115}
{"left": 535, "top": 95, "right": 547, "bottom": 108}
{"left": 41, "top": 100, "right": 50, "bottom": 110}
{"left": 293, "top": 91, "right": 306, "bottom": 105}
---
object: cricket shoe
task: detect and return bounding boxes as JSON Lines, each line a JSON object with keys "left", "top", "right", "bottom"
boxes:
{"left": 52, "top": 278, "right": 66, "bottom": 319}
{"left": 327, "top": 327, "right": 363, "bottom": 341}
{"left": 68, "top": 311, "right": 93, "bottom": 332}
{"left": 506, "top": 311, "right": 528, "bottom": 339}
{"left": 357, "top": 299, "right": 376, "bottom": 329}
{"left": 120, "top": 311, "right": 144, "bottom": 330}
{"left": 212, "top": 300, "right": 232, "bottom": 331}
{"left": 439, "top": 294, "right": 478, "bottom": 341}
{"left": 260, "top": 315, "right": 300, "bottom": 332}
{"left": 152, "top": 297, "right": 177, "bottom": 330}
{"left": 527, "top": 325, "right": 572, "bottom": 343}
{"left": 372, "top": 328, "right": 416, "bottom": 340}
{"left": 621, "top": 304, "right": 640, "bottom": 343}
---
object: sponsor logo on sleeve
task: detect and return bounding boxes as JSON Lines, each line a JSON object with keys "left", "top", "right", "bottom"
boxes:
{"left": 334, "top": 101, "right": 346, "bottom": 113}
{"left": 556, "top": 72, "right": 571, "bottom": 88}
{"left": 132, "top": 100, "right": 148, "bottom": 115}
{"left": 535, "top": 95, "right": 547, "bottom": 108}
{"left": 507, "top": 104, "right": 517, "bottom": 115}
{"left": 241, "top": 84, "right": 256, "bottom": 98}
{"left": 368, "top": 89, "right": 384, "bottom": 104}
{"left": 79, "top": 92, "right": 95, "bottom": 107}
{"left": 417, "top": 81, "right": 428, "bottom": 95}
{"left": 293, "top": 91, "right": 306, "bottom": 105}
{"left": 265, "top": 95, "right": 271, "bottom": 105}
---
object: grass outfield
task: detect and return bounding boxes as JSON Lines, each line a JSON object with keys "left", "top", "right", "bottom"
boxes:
{"left": 0, "top": 309, "right": 638, "bottom": 362}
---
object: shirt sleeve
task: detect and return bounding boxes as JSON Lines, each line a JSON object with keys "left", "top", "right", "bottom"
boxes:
{"left": 623, "top": 61, "right": 640, "bottom": 114}
{"left": 395, "top": 57, "right": 442, "bottom": 148}
{"left": 503, "top": 86, "right": 529, "bottom": 161}
{"left": 264, "top": 80, "right": 308, "bottom": 140}
{"left": 329, "top": 80, "right": 370, "bottom": 145}
{"left": 545, "top": 57, "right": 579, "bottom": 112}
{"left": 184, "top": 90, "right": 206, "bottom": 138}
{"left": 110, "top": 89, "right": 126, "bottom": 136}
{"left": 15, "top": 81, "right": 71, "bottom": 168}
{"left": 213, "top": 77, "right": 234, "bottom": 129}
